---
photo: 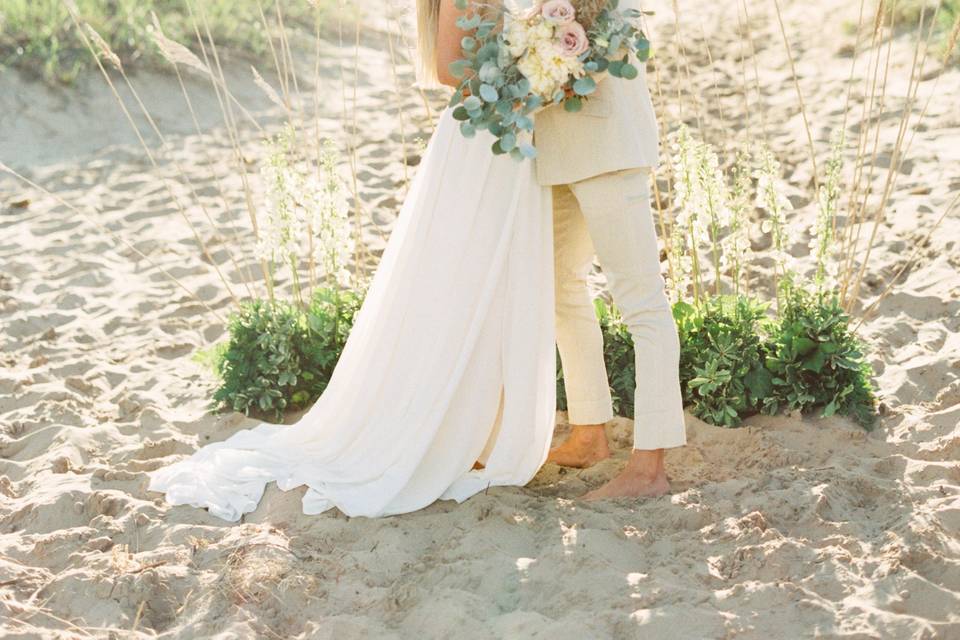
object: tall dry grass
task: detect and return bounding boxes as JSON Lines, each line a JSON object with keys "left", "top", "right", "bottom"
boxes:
{"left": 1, "top": 0, "right": 956, "bottom": 331}
{"left": 649, "top": 0, "right": 959, "bottom": 322}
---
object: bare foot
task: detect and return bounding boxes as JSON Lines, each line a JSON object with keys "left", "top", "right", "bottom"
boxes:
{"left": 582, "top": 448, "right": 670, "bottom": 500}
{"left": 547, "top": 424, "right": 611, "bottom": 468}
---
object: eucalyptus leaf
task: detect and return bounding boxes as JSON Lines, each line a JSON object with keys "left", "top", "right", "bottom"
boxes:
{"left": 449, "top": 59, "right": 468, "bottom": 79}
{"left": 463, "top": 95, "right": 482, "bottom": 111}
{"left": 608, "top": 34, "right": 622, "bottom": 55}
{"left": 479, "top": 84, "right": 498, "bottom": 101}
{"left": 477, "top": 42, "right": 499, "bottom": 60}
{"left": 499, "top": 132, "right": 517, "bottom": 151}
{"left": 479, "top": 60, "right": 500, "bottom": 83}
{"left": 635, "top": 38, "right": 650, "bottom": 60}
{"left": 572, "top": 76, "right": 596, "bottom": 96}
{"left": 564, "top": 96, "right": 583, "bottom": 112}
{"left": 621, "top": 63, "right": 638, "bottom": 80}
{"left": 460, "top": 121, "right": 476, "bottom": 138}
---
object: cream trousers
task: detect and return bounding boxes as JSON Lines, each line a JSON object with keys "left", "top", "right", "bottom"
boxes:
{"left": 553, "top": 167, "right": 687, "bottom": 451}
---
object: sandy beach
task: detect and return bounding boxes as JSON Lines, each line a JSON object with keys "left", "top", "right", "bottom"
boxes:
{"left": 1, "top": 0, "right": 959, "bottom": 637}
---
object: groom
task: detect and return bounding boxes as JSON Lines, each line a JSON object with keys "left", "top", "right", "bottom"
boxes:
{"left": 534, "top": 34, "right": 687, "bottom": 499}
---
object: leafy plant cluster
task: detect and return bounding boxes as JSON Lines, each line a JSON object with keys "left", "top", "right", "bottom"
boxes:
{"left": 203, "top": 286, "right": 363, "bottom": 420}
{"left": 208, "top": 277, "right": 877, "bottom": 429}
{"left": 556, "top": 286, "right": 878, "bottom": 429}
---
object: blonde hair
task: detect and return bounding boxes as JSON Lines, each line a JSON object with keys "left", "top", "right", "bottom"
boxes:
{"left": 415, "top": 0, "right": 442, "bottom": 87}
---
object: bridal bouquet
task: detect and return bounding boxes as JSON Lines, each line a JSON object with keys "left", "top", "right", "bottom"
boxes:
{"left": 448, "top": 0, "right": 651, "bottom": 160}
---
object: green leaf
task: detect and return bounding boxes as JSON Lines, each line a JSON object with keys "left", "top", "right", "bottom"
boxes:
{"left": 572, "top": 76, "right": 596, "bottom": 96}
{"left": 449, "top": 59, "right": 469, "bottom": 79}
{"left": 802, "top": 349, "right": 827, "bottom": 373}
{"left": 479, "top": 83, "right": 498, "bottom": 102}
{"left": 794, "top": 336, "right": 817, "bottom": 355}
{"left": 635, "top": 38, "right": 650, "bottom": 60}
{"left": 620, "top": 63, "right": 639, "bottom": 80}
{"left": 463, "top": 95, "right": 482, "bottom": 111}
{"left": 452, "top": 106, "right": 470, "bottom": 121}
{"left": 479, "top": 61, "right": 500, "bottom": 83}
{"left": 518, "top": 143, "right": 537, "bottom": 159}
{"left": 564, "top": 96, "right": 583, "bottom": 112}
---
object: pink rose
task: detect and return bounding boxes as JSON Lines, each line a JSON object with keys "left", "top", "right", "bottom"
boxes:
{"left": 557, "top": 21, "right": 590, "bottom": 57}
{"left": 540, "top": 0, "right": 576, "bottom": 25}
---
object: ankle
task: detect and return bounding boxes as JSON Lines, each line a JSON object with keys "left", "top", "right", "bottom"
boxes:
{"left": 569, "top": 424, "right": 608, "bottom": 447}
{"left": 627, "top": 449, "right": 666, "bottom": 480}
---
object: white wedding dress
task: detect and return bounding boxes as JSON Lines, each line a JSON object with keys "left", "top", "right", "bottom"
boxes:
{"left": 147, "top": 108, "right": 557, "bottom": 520}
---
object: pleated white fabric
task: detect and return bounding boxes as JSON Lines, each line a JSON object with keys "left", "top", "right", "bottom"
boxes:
{"left": 146, "top": 108, "right": 557, "bottom": 520}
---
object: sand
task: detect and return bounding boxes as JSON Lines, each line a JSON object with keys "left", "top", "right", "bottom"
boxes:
{"left": 1, "top": 0, "right": 958, "bottom": 637}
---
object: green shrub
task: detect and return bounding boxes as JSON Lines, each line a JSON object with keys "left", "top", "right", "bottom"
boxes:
{"left": 557, "top": 291, "right": 877, "bottom": 429}
{"left": 674, "top": 295, "right": 773, "bottom": 427}
{"left": 208, "top": 286, "right": 362, "bottom": 420}
{"left": 762, "top": 283, "right": 878, "bottom": 429}
{"left": 211, "top": 284, "right": 876, "bottom": 429}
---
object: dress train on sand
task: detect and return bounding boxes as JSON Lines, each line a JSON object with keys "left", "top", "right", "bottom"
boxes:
{"left": 146, "top": 108, "right": 557, "bottom": 520}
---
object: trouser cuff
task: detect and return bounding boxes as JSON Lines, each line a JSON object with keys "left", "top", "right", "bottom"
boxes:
{"left": 565, "top": 398, "right": 615, "bottom": 425}
{"left": 632, "top": 406, "right": 688, "bottom": 450}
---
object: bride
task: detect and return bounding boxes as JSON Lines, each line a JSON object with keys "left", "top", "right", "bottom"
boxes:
{"left": 146, "top": 0, "right": 560, "bottom": 520}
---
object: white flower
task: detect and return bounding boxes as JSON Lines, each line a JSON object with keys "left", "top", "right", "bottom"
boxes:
{"left": 517, "top": 37, "right": 584, "bottom": 98}
{"left": 506, "top": 20, "right": 531, "bottom": 57}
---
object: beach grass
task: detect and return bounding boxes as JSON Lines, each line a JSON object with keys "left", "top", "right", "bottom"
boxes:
{"left": 887, "top": 0, "right": 960, "bottom": 62}
{"left": 0, "top": 0, "right": 335, "bottom": 83}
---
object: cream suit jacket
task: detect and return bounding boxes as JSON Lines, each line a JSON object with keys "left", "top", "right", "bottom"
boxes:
{"left": 532, "top": 0, "right": 660, "bottom": 186}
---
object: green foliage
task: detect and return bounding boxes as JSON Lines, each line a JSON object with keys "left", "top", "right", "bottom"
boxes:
{"left": 674, "top": 295, "right": 773, "bottom": 427}
{"left": 761, "top": 281, "right": 879, "bottom": 429}
{"left": 0, "top": 0, "right": 337, "bottom": 84}
{"left": 555, "top": 298, "right": 635, "bottom": 419}
{"left": 595, "top": 298, "right": 637, "bottom": 418}
{"left": 208, "top": 286, "right": 363, "bottom": 421}
{"left": 557, "top": 291, "right": 878, "bottom": 429}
